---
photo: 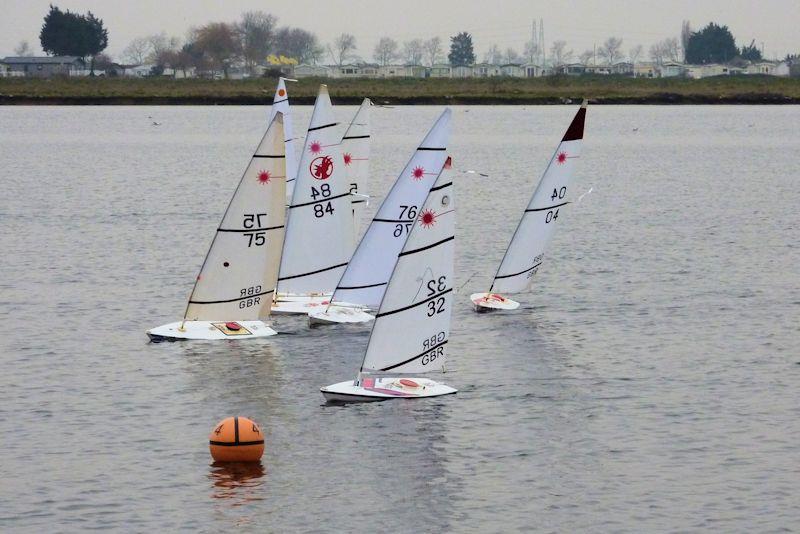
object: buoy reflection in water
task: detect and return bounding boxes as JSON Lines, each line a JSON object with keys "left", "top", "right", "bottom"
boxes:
{"left": 208, "top": 461, "right": 266, "bottom": 505}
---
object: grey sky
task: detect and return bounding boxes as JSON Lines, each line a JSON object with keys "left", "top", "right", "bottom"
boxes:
{"left": 3, "top": 0, "right": 798, "bottom": 61}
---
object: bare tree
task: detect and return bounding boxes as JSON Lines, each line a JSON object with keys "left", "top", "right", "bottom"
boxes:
{"left": 374, "top": 37, "right": 399, "bottom": 65}
{"left": 402, "top": 39, "right": 425, "bottom": 65}
{"left": 579, "top": 49, "right": 594, "bottom": 65}
{"left": 14, "top": 40, "right": 34, "bottom": 56}
{"left": 550, "top": 40, "right": 573, "bottom": 66}
{"left": 524, "top": 38, "right": 540, "bottom": 64}
{"left": 598, "top": 37, "right": 624, "bottom": 65}
{"left": 484, "top": 44, "right": 502, "bottom": 64}
{"left": 504, "top": 47, "right": 521, "bottom": 64}
{"left": 275, "top": 27, "right": 324, "bottom": 64}
{"left": 629, "top": 44, "right": 643, "bottom": 64}
{"left": 681, "top": 20, "right": 692, "bottom": 62}
{"left": 663, "top": 37, "right": 681, "bottom": 62}
{"left": 147, "top": 33, "right": 181, "bottom": 65}
{"left": 423, "top": 37, "right": 442, "bottom": 66}
{"left": 328, "top": 33, "right": 357, "bottom": 66}
{"left": 194, "top": 23, "right": 239, "bottom": 78}
{"left": 237, "top": 11, "right": 277, "bottom": 74}
{"left": 649, "top": 42, "right": 665, "bottom": 65}
{"left": 122, "top": 37, "right": 150, "bottom": 64}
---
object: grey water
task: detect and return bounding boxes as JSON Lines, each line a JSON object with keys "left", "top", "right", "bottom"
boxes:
{"left": 1, "top": 104, "right": 798, "bottom": 532}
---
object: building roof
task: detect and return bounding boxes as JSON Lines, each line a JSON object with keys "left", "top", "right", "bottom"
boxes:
{"left": 1, "top": 56, "right": 83, "bottom": 65}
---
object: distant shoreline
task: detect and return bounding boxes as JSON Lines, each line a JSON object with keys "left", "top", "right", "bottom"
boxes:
{"left": 1, "top": 76, "right": 799, "bottom": 105}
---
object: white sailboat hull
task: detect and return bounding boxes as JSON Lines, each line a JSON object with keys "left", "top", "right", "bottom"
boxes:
{"left": 270, "top": 294, "right": 332, "bottom": 315}
{"left": 321, "top": 377, "right": 457, "bottom": 402}
{"left": 147, "top": 320, "right": 277, "bottom": 342}
{"left": 470, "top": 293, "right": 521, "bottom": 312}
{"left": 308, "top": 304, "right": 375, "bottom": 326}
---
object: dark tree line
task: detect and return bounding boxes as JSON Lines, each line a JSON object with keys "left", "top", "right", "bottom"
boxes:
{"left": 685, "top": 22, "right": 762, "bottom": 64}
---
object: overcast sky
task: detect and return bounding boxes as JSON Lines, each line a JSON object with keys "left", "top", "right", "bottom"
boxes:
{"left": 2, "top": 0, "right": 798, "bottom": 61}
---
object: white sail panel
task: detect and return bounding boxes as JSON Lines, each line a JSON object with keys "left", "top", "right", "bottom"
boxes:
{"left": 491, "top": 102, "right": 586, "bottom": 294}
{"left": 331, "top": 109, "right": 451, "bottom": 309}
{"left": 185, "top": 113, "right": 287, "bottom": 321}
{"left": 277, "top": 85, "right": 355, "bottom": 295}
{"left": 361, "top": 163, "right": 455, "bottom": 374}
{"left": 342, "top": 98, "right": 371, "bottom": 237}
{"left": 267, "top": 78, "right": 298, "bottom": 198}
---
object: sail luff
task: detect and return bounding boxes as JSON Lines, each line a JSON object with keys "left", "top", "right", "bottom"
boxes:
{"left": 342, "top": 98, "right": 372, "bottom": 238}
{"left": 183, "top": 112, "right": 287, "bottom": 321}
{"left": 489, "top": 101, "right": 587, "bottom": 294}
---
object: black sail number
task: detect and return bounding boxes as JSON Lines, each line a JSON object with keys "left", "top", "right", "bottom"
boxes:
{"left": 545, "top": 209, "right": 559, "bottom": 224}
{"left": 243, "top": 213, "right": 267, "bottom": 229}
{"left": 426, "top": 297, "right": 446, "bottom": 317}
{"left": 550, "top": 186, "right": 567, "bottom": 201}
{"left": 426, "top": 276, "right": 447, "bottom": 296}
{"left": 243, "top": 232, "right": 266, "bottom": 247}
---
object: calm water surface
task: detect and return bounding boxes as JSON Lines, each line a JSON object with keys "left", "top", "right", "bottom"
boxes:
{"left": 1, "top": 104, "right": 798, "bottom": 532}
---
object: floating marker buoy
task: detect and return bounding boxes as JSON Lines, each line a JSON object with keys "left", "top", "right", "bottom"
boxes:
{"left": 209, "top": 417, "right": 264, "bottom": 463}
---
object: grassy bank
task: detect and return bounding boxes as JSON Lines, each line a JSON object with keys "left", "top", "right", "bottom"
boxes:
{"left": 1, "top": 75, "right": 799, "bottom": 104}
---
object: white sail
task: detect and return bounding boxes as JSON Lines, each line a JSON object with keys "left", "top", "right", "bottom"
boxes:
{"left": 267, "top": 78, "right": 298, "bottom": 198}
{"left": 341, "top": 98, "right": 371, "bottom": 237}
{"left": 277, "top": 85, "right": 355, "bottom": 295}
{"left": 184, "top": 113, "right": 287, "bottom": 321}
{"left": 490, "top": 101, "right": 587, "bottom": 294}
{"left": 360, "top": 161, "right": 455, "bottom": 374}
{"left": 331, "top": 109, "right": 451, "bottom": 309}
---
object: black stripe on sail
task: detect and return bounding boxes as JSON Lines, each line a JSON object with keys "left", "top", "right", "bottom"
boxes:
{"left": 429, "top": 181, "right": 453, "bottom": 192}
{"left": 373, "top": 218, "right": 413, "bottom": 223}
{"left": 525, "top": 201, "right": 570, "bottom": 213}
{"left": 495, "top": 262, "right": 542, "bottom": 280}
{"left": 278, "top": 262, "right": 348, "bottom": 281}
{"left": 381, "top": 340, "right": 448, "bottom": 371}
{"left": 290, "top": 192, "right": 350, "bottom": 209}
{"left": 342, "top": 135, "right": 370, "bottom": 139}
{"left": 417, "top": 147, "right": 446, "bottom": 151}
{"left": 352, "top": 199, "right": 368, "bottom": 204}
{"left": 337, "top": 281, "right": 387, "bottom": 290}
{"left": 376, "top": 288, "right": 452, "bottom": 318}
{"left": 272, "top": 97, "right": 288, "bottom": 104}
{"left": 217, "top": 225, "right": 284, "bottom": 233}
{"left": 189, "top": 289, "right": 274, "bottom": 305}
{"left": 307, "top": 122, "right": 338, "bottom": 132}
{"left": 398, "top": 236, "right": 454, "bottom": 258}
{"left": 252, "top": 154, "right": 285, "bottom": 159}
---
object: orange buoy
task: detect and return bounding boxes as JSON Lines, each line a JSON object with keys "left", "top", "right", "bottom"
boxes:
{"left": 209, "top": 417, "right": 264, "bottom": 463}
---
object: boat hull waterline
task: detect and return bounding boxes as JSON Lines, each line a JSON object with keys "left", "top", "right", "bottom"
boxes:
{"left": 321, "top": 377, "right": 457, "bottom": 402}
{"left": 147, "top": 320, "right": 277, "bottom": 342}
{"left": 271, "top": 294, "right": 332, "bottom": 315}
{"left": 470, "top": 292, "right": 521, "bottom": 312}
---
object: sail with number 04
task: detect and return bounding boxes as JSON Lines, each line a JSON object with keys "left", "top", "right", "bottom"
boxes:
{"left": 321, "top": 153, "right": 457, "bottom": 401}
{"left": 147, "top": 112, "right": 287, "bottom": 341}
{"left": 471, "top": 100, "right": 587, "bottom": 312}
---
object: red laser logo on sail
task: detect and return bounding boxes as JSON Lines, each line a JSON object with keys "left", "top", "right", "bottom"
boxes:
{"left": 557, "top": 152, "right": 568, "bottom": 164}
{"left": 343, "top": 153, "right": 352, "bottom": 165}
{"left": 310, "top": 155, "right": 334, "bottom": 180}
{"left": 257, "top": 170, "right": 271, "bottom": 184}
{"left": 419, "top": 209, "right": 436, "bottom": 228}
{"left": 412, "top": 166, "right": 425, "bottom": 180}
{"left": 309, "top": 141, "right": 322, "bottom": 154}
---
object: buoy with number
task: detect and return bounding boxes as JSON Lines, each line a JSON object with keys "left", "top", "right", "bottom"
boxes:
{"left": 209, "top": 416, "right": 265, "bottom": 462}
